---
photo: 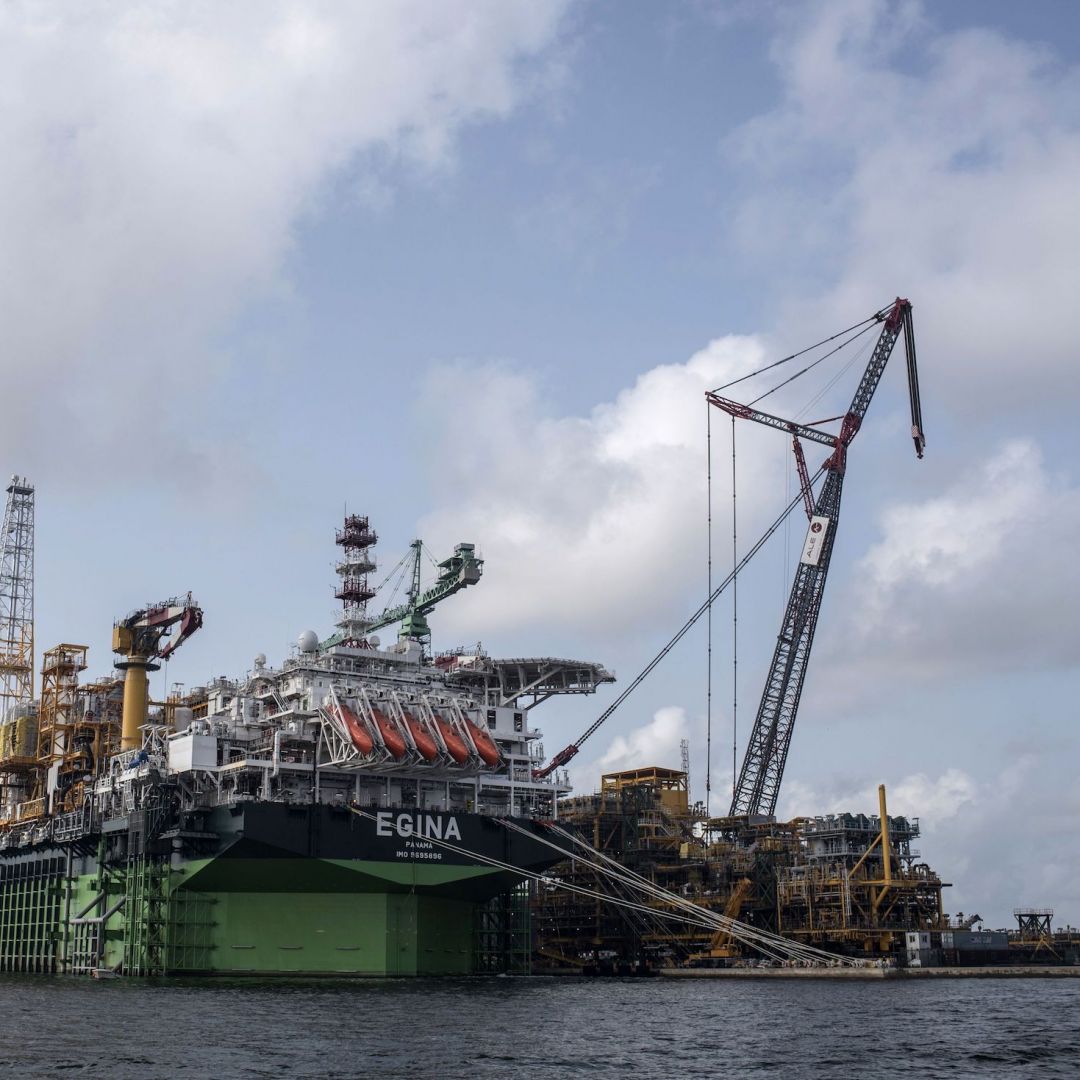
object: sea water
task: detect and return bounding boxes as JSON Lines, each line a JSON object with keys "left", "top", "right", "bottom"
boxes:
{"left": 0, "top": 974, "right": 1077, "bottom": 1078}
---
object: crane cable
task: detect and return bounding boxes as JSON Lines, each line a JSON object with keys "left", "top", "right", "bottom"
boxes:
{"left": 511, "top": 819, "right": 863, "bottom": 966}
{"left": 747, "top": 319, "right": 880, "bottom": 407}
{"left": 541, "top": 309, "right": 883, "bottom": 774}
{"left": 709, "top": 308, "right": 884, "bottom": 398}
{"left": 730, "top": 414, "right": 738, "bottom": 807}
{"left": 560, "top": 464, "right": 826, "bottom": 755}
{"left": 705, "top": 402, "right": 712, "bottom": 814}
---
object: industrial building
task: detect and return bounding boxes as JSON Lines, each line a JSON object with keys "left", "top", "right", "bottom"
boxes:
{"left": 533, "top": 766, "right": 1080, "bottom": 972}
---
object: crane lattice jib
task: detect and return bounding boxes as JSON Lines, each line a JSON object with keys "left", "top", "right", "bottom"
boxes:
{"left": 721, "top": 298, "right": 917, "bottom": 817}
{"left": 533, "top": 299, "right": 921, "bottom": 785}
{"left": 320, "top": 542, "right": 483, "bottom": 650}
{"left": 366, "top": 542, "right": 483, "bottom": 641}
{"left": 728, "top": 467, "right": 845, "bottom": 816}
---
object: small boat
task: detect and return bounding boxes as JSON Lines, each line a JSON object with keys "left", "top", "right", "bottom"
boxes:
{"left": 403, "top": 712, "right": 439, "bottom": 761}
{"left": 338, "top": 702, "right": 374, "bottom": 755}
{"left": 464, "top": 717, "right": 501, "bottom": 767}
{"left": 371, "top": 707, "right": 408, "bottom": 759}
{"left": 433, "top": 714, "right": 469, "bottom": 764}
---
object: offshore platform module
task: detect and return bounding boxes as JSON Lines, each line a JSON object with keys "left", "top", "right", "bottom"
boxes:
{"left": 0, "top": 488, "right": 614, "bottom": 978}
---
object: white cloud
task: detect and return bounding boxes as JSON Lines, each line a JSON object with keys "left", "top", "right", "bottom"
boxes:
{"left": 780, "top": 767, "right": 978, "bottom": 826}
{"left": 727, "top": 0, "right": 1080, "bottom": 415}
{"left": 566, "top": 704, "right": 743, "bottom": 815}
{"left": 0, "top": 1, "right": 570, "bottom": 481}
{"left": 419, "top": 337, "right": 794, "bottom": 640}
{"left": 821, "top": 439, "right": 1080, "bottom": 695}
{"left": 567, "top": 704, "right": 690, "bottom": 793}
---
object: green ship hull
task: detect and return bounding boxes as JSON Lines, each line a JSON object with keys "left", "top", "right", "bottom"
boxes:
{"left": 0, "top": 804, "right": 557, "bottom": 976}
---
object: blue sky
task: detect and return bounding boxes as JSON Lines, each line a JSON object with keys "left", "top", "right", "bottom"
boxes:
{"left": 2, "top": 1, "right": 1078, "bottom": 923}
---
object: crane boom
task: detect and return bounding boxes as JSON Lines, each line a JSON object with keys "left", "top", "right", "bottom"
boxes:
{"left": 320, "top": 541, "right": 483, "bottom": 651}
{"left": 368, "top": 541, "right": 482, "bottom": 644}
{"left": 715, "top": 299, "right": 921, "bottom": 817}
{"left": 532, "top": 299, "right": 923, "bottom": 788}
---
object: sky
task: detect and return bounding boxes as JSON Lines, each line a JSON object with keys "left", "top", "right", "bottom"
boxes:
{"left": 2, "top": 0, "right": 1078, "bottom": 926}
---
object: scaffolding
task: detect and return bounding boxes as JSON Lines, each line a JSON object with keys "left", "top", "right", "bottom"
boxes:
{"left": 37, "top": 644, "right": 88, "bottom": 815}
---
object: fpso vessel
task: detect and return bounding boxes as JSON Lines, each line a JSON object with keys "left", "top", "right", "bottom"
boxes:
{"left": 0, "top": 509, "right": 612, "bottom": 976}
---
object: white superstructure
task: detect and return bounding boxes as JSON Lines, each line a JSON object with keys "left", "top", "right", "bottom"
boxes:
{"left": 165, "top": 640, "right": 613, "bottom": 818}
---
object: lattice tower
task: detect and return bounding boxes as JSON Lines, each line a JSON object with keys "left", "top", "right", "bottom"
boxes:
{"left": 334, "top": 514, "right": 377, "bottom": 646}
{"left": 0, "top": 477, "right": 34, "bottom": 723}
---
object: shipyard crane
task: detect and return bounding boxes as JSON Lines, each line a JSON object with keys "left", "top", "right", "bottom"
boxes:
{"left": 320, "top": 540, "right": 483, "bottom": 651}
{"left": 710, "top": 298, "right": 923, "bottom": 817}
{"left": 113, "top": 594, "right": 203, "bottom": 749}
{"left": 370, "top": 540, "right": 482, "bottom": 646}
{"left": 534, "top": 299, "right": 924, "bottom": 789}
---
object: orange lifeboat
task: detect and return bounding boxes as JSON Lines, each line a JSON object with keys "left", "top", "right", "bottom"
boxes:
{"left": 403, "top": 712, "right": 439, "bottom": 762}
{"left": 371, "top": 706, "right": 408, "bottom": 759}
{"left": 338, "top": 703, "right": 374, "bottom": 756}
{"left": 433, "top": 714, "right": 469, "bottom": 764}
{"left": 464, "top": 717, "right": 501, "bottom": 767}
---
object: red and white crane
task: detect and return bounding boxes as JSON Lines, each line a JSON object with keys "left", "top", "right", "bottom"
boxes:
{"left": 535, "top": 299, "right": 924, "bottom": 811}
{"left": 709, "top": 298, "right": 923, "bottom": 816}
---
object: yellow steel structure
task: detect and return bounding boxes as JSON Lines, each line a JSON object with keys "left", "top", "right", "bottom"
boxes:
{"left": 602, "top": 766, "right": 688, "bottom": 817}
{"left": 534, "top": 768, "right": 947, "bottom": 969}
{"left": 113, "top": 623, "right": 157, "bottom": 751}
{"left": 775, "top": 784, "right": 945, "bottom": 953}
{"left": 36, "top": 644, "right": 89, "bottom": 814}
{"left": 689, "top": 876, "right": 754, "bottom": 961}
{"left": 118, "top": 671, "right": 152, "bottom": 750}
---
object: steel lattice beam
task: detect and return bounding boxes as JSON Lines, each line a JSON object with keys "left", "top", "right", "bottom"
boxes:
{"left": 725, "top": 300, "right": 916, "bottom": 818}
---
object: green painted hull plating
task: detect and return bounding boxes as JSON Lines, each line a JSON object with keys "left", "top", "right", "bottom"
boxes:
{"left": 193, "top": 888, "right": 478, "bottom": 975}
{"left": 0, "top": 805, "right": 551, "bottom": 977}
{"left": 66, "top": 863, "right": 486, "bottom": 976}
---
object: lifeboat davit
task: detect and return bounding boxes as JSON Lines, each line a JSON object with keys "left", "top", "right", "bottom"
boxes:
{"left": 371, "top": 706, "right": 408, "bottom": 759}
{"left": 433, "top": 714, "right": 469, "bottom": 764}
{"left": 464, "top": 717, "right": 501, "bottom": 767}
{"left": 338, "top": 703, "right": 374, "bottom": 756}
{"left": 403, "top": 712, "right": 439, "bottom": 762}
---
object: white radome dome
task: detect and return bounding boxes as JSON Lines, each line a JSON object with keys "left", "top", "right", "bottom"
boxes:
{"left": 368, "top": 635, "right": 381, "bottom": 648}
{"left": 297, "top": 630, "right": 318, "bottom": 653}
{"left": 254, "top": 653, "right": 267, "bottom": 668}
